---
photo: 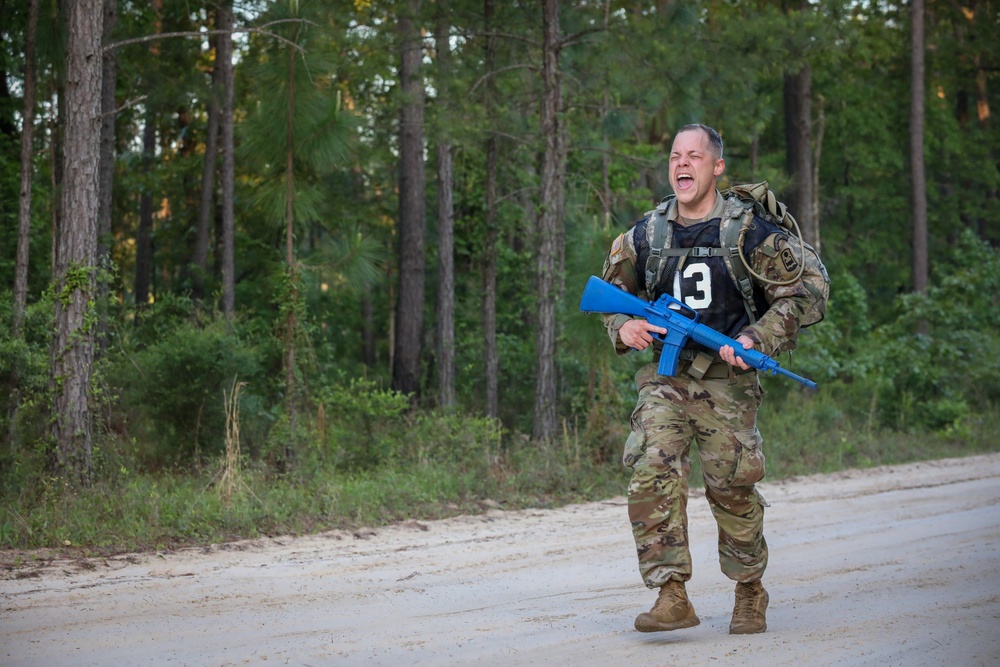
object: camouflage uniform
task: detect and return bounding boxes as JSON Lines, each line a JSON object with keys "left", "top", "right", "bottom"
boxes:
{"left": 602, "top": 190, "right": 825, "bottom": 589}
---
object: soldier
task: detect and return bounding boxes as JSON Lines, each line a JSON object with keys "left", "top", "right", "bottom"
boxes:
{"left": 600, "top": 123, "right": 827, "bottom": 635}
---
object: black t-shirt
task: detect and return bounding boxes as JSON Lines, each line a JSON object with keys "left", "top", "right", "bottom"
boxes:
{"left": 634, "top": 213, "right": 783, "bottom": 354}
{"left": 665, "top": 220, "right": 749, "bottom": 346}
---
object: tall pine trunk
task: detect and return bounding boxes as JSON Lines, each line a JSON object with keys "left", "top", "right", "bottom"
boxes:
{"left": 392, "top": 0, "right": 426, "bottom": 400}
{"left": 533, "top": 0, "right": 562, "bottom": 442}
{"left": 910, "top": 0, "right": 928, "bottom": 296}
{"left": 96, "top": 0, "right": 117, "bottom": 355}
{"left": 50, "top": 0, "right": 69, "bottom": 287}
{"left": 50, "top": 0, "right": 103, "bottom": 484}
{"left": 282, "top": 23, "right": 299, "bottom": 466}
{"left": 783, "top": 64, "right": 817, "bottom": 247}
{"left": 192, "top": 18, "right": 221, "bottom": 303}
{"left": 483, "top": 0, "right": 499, "bottom": 420}
{"left": 435, "top": 7, "right": 455, "bottom": 410}
{"left": 218, "top": 0, "right": 236, "bottom": 318}
{"left": 10, "top": 0, "right": 40, "bottom": 449}
{"left": 13, "top": 0, "right": 39, "bottom": 339}
{"left": 781, "top": 0, "right": 818, "bottom": 249}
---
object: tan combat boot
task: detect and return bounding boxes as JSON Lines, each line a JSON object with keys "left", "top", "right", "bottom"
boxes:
{"left": 634, "top": 579, "right": 701, "bottom": 632}
{"left": 729, "top": 580, "right": 768, "bottom": 634}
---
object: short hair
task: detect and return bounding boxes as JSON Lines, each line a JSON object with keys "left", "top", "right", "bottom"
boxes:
{"left": 677, "top": 123, "right": 723, "bottom": 159}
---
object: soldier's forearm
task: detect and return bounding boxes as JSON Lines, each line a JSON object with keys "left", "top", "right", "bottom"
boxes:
{"left": 742, "top": 297, "right": 810, "bottom": 356}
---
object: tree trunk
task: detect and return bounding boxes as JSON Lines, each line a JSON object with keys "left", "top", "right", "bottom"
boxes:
{"left": 282, "top": 24, "right": 299, "bottom": 466}
{"left": 392, "top": 0, "right": 426, "bottom": 400}
{"left": 783, "top": 64, "right": 817, "bottom": 247}
{"left": 134, "top": 109, "right": 156, "bottom": 312}
{"left": 910, "top": 0, "right": 928, "bottom": 295}
{"left": 50, "top": 5, "right": 67, "bottom": 284}
{"left": 50, "top": 0, "right": 103, "bottom": 485}
{"left": 533, "top": 0, "right": 562, "bottom": 443}
{"left": 483, "top": 0, "right": 499, "bottom": 420}
{"left": 9, "top": 0, "right": 40, "bottom": 449}
{"left": 96, "top": 0, "right": 117, "bottom": 355}
{"left": 13, "top": 0, "right": 39, "bottom": 339}
{"left": 192, "top": 18, "right": 221, "bottom": 303}
{"left": 436, "top": 144, "right": 455, "bottom": 409}
{"left": 781, "top": 0, "right": 815, "bottom": 246}
{"left": 218, "top": 0, "right": 236, "bottom": 318}
{"left": 435, "top": 7, "right": 455, "bottom": 410}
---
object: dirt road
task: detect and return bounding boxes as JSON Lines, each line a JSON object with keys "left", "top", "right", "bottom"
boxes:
{"left": 3, "top": 453, "right": 999, "bottom": 667}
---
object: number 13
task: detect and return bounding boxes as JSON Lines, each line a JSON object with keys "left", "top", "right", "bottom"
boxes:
{"left": 672, "top": 262, "right": 712, "bottom": 309}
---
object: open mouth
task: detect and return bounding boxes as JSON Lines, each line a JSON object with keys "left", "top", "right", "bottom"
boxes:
{"left": 675, "top": 174, "right": 694, "bottom": 191}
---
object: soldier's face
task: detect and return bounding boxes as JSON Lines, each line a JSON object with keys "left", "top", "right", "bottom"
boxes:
{"left": 669, "top": 129, "right": 725, "bottom": 215}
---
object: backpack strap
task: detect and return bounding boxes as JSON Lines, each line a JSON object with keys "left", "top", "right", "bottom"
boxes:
{"left": 643, "top": 196, "right": 673, "bottom": 293}
{"left": 720, "top": 195, "right": 760, "bottom": 324}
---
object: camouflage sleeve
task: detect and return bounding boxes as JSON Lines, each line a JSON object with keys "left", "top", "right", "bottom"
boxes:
{"left": 739, "top": 232, "right": 824, "bottom": 357}
{"left": 599, "top": 227, "right": 643, "bottom": 356}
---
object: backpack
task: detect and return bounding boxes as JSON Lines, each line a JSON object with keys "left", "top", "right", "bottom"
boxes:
{"left": 642, "top": 181, "right": 829, "bottom": 327}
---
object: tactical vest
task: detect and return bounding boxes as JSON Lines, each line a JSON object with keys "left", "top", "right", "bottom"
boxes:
{"left": 642, "top": 182, "right": 828, "bottom": 327}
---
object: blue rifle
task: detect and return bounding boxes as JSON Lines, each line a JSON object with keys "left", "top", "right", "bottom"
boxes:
{"left": 579, "top": 275, "right": 817, "bottom": 388}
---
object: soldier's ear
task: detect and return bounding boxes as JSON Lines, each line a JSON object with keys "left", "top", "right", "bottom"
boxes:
{"left": 714, "top": 158, "right": 725, "bottom": 177}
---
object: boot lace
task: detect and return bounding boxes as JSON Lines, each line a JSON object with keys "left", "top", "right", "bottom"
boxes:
{"left": 652, "top": 581, "right": 686, "bottom": 613}
{"left": 733, "top": 583, "right": 758, "bottom": 618}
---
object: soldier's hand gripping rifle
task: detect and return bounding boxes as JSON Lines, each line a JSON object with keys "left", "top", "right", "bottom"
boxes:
{"left": 579, "top": 276, "right": 817, "bottom": 389}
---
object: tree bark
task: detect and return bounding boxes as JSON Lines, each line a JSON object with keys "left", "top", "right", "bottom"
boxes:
{"left": 783, "top": 64, "right": 817, "bottom": 247}
{"left": 13, "top": 0, "right": 39, "bottom": 339}
{"left": 282, "top": 22, "right": 299, "bottom": 466}
{"left": 436, "top": 143, "right": 455, "bottom": 409}
{"left": 50, "top": 0, "right": 70, "bottom": 283}
{"left": 218, "top": 0, "right": 236, "bottom": 318}
{"left": 533, "top": 0, "right": 562, "bottom": 443}
{"left": 392, "top": 0, "right": 426, "bottom": 400}
{"left": 9, "top": 0, "right": 40, "bottom": 449}
{"left": 910, "top": 0, "right": 928, "bottom": 295}
{"left": 50, "top": 0, "right": 103, "bottom": 484}
{"left": 483, "top": 0, "right": 499, "bottom": 420}
{"left": 96, "top": 0, "right": 117, "bottom": 354}
{"left": 192, "top": 16, "right": 221, "bottom": 303}
{"left": 435, "top": 6, "right": 455, "bottom": 410}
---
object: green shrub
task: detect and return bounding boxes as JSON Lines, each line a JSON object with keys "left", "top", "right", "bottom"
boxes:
{"left": 313, "top": 376, "right": 410, "bottom": 471}
{"left": 0, "top": 295, "right": 55, "bottom": 478}
{"left": 110, "top": 314, "right": 271, "bottom": 467}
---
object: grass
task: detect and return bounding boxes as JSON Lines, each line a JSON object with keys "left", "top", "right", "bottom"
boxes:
{"left": 2, "top": 381, "right": 998, "bottom": 565}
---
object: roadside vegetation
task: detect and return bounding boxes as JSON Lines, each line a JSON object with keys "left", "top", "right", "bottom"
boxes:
{"left": 1, "top": 2, "right": 998, "bottom": 565}
{"left": 3, "top": 232, "right": 997, "bottom": 558}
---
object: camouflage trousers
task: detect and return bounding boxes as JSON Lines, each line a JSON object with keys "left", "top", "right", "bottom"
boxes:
{"left": 624, "top": 362, "right": 768, "bottom": 589}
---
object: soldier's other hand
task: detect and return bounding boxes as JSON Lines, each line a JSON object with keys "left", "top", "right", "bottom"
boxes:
{"left": 720, "top": 336, "right": 754, "bottom": 370}
{"left": 619, "top": 319, "right": 666, "bottom": 351}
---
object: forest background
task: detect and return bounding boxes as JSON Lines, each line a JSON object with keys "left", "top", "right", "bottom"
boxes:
{"left": 1, "top": 0, "right": 998, "bottom": 556}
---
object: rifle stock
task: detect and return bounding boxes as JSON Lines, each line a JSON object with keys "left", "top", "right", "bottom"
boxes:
{"left": 580, "top": 276, "right": 817, "bottom": 389}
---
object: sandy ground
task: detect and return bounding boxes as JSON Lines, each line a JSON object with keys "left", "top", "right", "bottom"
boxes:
{"left": 2, "top": 453, "right": 999, "bottom": 667}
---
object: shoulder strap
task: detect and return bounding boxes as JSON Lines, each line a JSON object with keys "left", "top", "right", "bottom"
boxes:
{"left": 720, "top": 195, "right": 760, "bottom": 323}
{"left": 644, "top": 196, "right": 673, "bottom": 293}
